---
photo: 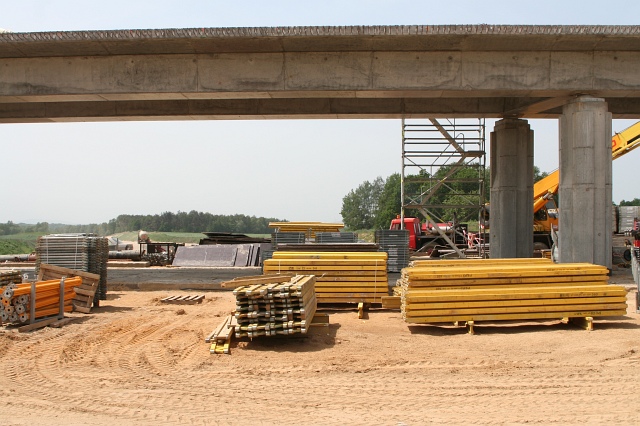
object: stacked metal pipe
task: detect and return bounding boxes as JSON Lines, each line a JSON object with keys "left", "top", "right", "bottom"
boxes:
{"left": 35, "top": 233, "right": 108, "bottom": 302}
{"left": 263, "top": 251, "right": 388, "bottom": 304}
{"left": 232, "top": 275, "right": 317, "bottom": 338}
{"left": 1, "top": 277, "right": 82, "bottom": 324}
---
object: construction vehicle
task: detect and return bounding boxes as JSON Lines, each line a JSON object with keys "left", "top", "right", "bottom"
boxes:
{"left": 396, "top": 120, "right": 640, "bottom": 253}
{"left": 389, "top": 216, "right": 468, "bottom": 251}
{"left": 485, "top": 120, "right": 640, "bottom": 250}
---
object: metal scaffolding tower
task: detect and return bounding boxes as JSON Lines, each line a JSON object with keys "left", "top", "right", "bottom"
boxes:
{"left": 401, "top": 118, "right": 487, "bottom": 257}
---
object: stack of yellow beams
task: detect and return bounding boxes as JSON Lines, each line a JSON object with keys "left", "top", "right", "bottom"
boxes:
{"left": 1, "top": 277, "right": 82, "bottom": 324}
{"left": 268, "top": 222, "right": 344, "bottom": 240}
{"left": 400, "top": 259, "right": 627, "bottom": 325}
{"left": 263, "top": 251, "right": 388, "bottom": 303}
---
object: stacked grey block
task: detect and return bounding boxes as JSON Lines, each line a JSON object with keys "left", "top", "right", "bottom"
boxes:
{"left": 375, "top": 230, "right": 410, "bottom": 272}
{"left": 271, "top": 232, "right": 306, "bottom": 248}
{"left": 35, "top": 233, "right": 109, "bottom": 304}
{"left": 619, "top": 206, "right": 640, "bottom": 233}
{"left": 316, "top": 232, "right": 358, "bottom": 243}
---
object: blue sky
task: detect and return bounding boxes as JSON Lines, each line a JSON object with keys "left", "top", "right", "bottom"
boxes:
{"left": 2, "top": 1, "right": 639, "bottom": 225}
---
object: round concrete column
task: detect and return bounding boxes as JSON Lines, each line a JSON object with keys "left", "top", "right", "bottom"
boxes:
{"left": 559, "top": 96, "right": 612, "bottom": 268}
{"left": 490, "top": 118, "right": 534, "bottom": 258}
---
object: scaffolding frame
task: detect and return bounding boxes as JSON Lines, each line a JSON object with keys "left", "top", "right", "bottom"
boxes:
{"left": 401, "top": 118, "right": 487, "bottom": 257}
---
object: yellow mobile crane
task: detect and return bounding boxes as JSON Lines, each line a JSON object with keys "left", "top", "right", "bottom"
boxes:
{"left": 483, "top": 121, "right": 640, "bottom": 250}
{"left": 530, "top": 120, "right": 640, "bottom": 247}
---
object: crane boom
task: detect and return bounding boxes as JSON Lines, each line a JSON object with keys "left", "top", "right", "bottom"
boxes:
{"left": 533, "top": 120, "right": 640, "bottom": 204}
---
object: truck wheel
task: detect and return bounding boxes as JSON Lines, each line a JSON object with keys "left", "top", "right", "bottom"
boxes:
{"left": 534, "top": 242, "right": 549, "bottom": 251}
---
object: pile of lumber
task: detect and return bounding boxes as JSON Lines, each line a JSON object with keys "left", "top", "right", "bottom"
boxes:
{"left": 0, "top": 270, "right": 22, "bottom": 287}
{"left": 399, "top": 258, "right": 627, "bottom": 327}
{"left": 263, "top": 251, "right": 388, "bottom": 304}
{"left": 37, "top": 264, "right": 100, "bottom": 313}
{"left": 1, "top": 276, "right": 82, "bottom": 324}
{"left": 206, "top": 274, "right": 318, "bottom": 354}
{"left": 268, "top": 222, "right": 344, "bottom": 240}
{"left": 233, "top": 274, "right": 317, "bottom": 338}
{"left": 205, "top": 315, "right": 237, "bottom": 354}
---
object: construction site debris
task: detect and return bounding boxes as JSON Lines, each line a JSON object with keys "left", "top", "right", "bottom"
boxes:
{"left": 263, "top": 251, "right": 388, "bottom": 304}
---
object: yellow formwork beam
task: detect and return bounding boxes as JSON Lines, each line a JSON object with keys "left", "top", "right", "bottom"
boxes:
{"left": 272, "top": 252, "right": 387, "bottom": 260}
{"left": 402, "top": 275, "right": 609, "bottom": 287}
{"left": 263, "top": 265, "right": 386, "bottom": 272}
{"left": 409, "top": 258, "right": 553, "bottom": 267}
{"left": 264, "top": 259, "right": 386, "bottom": 266}
{"left": 403, "top": 310, "right": 628, "bottom": 324}
{"left": 404, "top": 303, "right": 628, "bottom": 317}
{"left": 404, "top": 296, "right": 627, "bottom": 311}
{"left": 403, "top": 285, "right": 626, "bottom": 302}
{"left": 403, "top": 268, "right": 608, "bottom": 281}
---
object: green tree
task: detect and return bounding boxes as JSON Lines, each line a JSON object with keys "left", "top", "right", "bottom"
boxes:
{"left": 620, "top": 198, "right": 640, "bottom": 206}
{"left": 373, "top": 173, "right": 401, "bottom": 229}
{"left": 340, "top": 177, "right": 384, "bottom": 230}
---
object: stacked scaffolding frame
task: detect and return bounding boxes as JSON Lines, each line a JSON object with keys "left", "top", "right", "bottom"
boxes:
{"left": 401, "top": 118, "right": 487, "bottom": 257}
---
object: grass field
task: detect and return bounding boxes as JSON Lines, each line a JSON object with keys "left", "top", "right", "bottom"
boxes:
{"left": 0, "top": 232, "right": 42, "bottom": 255}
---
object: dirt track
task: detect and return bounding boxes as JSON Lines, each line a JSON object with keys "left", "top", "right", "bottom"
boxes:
{"left": 1, "top": 279, "right": 639, "bottom": 425}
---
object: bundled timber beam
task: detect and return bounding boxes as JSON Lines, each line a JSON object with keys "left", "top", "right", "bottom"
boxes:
{"left": 399, "top": 259, "right": 629, "bottom": 331}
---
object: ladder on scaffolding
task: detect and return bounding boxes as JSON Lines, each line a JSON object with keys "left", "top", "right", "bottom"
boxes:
{"left": 401, "top": 118, "right": 487, "bottom": 257}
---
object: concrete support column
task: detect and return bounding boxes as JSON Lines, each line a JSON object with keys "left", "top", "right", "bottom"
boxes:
{"left": 490, "top": 118, "right": 534, "bottom": 258}
{"left": 559, "top": 96, "right": 612, "bottom": 268}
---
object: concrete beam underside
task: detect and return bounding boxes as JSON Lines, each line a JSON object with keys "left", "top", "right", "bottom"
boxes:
{"left": 558, "top": 96, "right": 612, "bottom": 269}
{"left": 2, "top": 50, "right": 640, "bottom": 121}
{"left": 490, "top": 119, "right": 534, "bottom": 258}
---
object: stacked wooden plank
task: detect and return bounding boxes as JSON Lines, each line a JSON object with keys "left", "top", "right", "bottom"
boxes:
{"left": 263, "top": 251, "right": 388, "bottom": 304}
{"left": 233, "top": 275, "right": 317, "bottom": 338}
{"left": 205, "top": 315, "right": 236, "bottom": 354}
{"left": 0, "top": 270, "right": 22, "bottom": 287}
{"left": 399, "top": 259, "right": 627, "bottom": 326}
{"left": 268, "top": 222, "right": 344, "bottom": 240}
{"left": 160, "top": 295, "right": 205, "bottom": 305}
{"left": 37, "top": 264, "right": 100, "bottom": 313}
{"left": 1, "top": 276, "right": 82, "bottom": 324}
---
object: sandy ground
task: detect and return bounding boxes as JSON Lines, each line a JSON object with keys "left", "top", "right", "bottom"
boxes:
{"left": 0, "top": 271, "right": 639, "bottom": 425}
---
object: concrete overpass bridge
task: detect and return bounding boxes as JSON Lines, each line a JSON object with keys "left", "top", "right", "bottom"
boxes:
{"left": 2, "top": 25, "right": 640, "bottom": 267}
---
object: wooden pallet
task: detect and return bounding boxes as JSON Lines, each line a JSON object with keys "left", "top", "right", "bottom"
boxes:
{"left": 160, "top": 295, "right": 205, "bottom": 305}
{"left": 38, "top": 264, "right": 100, "bottom": 313}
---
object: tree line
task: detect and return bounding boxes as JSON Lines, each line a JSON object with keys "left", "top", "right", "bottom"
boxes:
{"left": 339, "top": 166, "right": 555, "bottom": 231}
{"left": 0, "top": 211, "right": 285, "bottom": 236}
